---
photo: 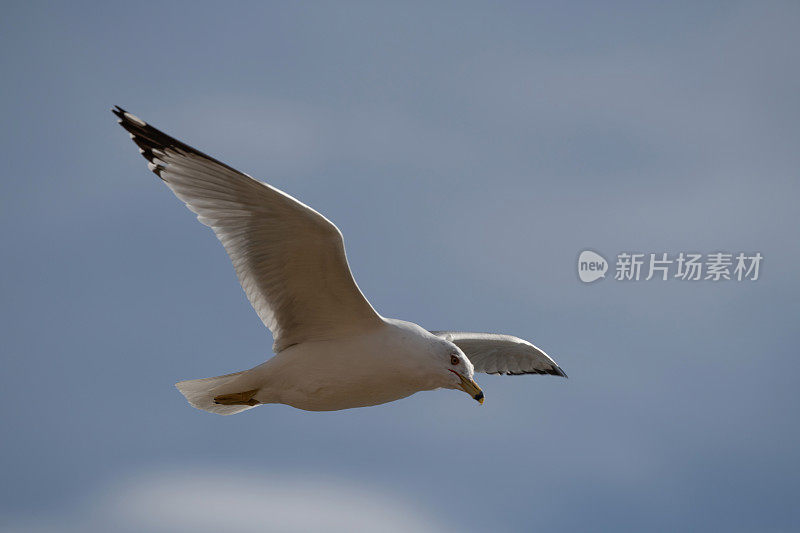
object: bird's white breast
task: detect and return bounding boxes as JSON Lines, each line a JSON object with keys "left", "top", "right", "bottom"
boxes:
{"left": 244, "top": 319, "right": 446, "bottom": 411}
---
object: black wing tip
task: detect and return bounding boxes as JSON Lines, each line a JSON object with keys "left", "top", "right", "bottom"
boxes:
{"left": 111, "top": 105, "right": 239, "bottom": 180}
{"left": 111, "top": 105, "right": 143, "bottom": 124}
{"left": 111, "top": 106, "right": 173, "bottom": 180}
{"left": 111, "top": 105, "right": 124, "bottom": 122}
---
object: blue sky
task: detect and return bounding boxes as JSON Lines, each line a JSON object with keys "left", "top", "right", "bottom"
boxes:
{"left": 1, "top": 1, "right": 799, "bottom": 531}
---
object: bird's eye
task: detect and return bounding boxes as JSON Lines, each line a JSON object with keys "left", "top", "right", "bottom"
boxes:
{"left": 450, "top": 355, "right": 459, "bottom": 365}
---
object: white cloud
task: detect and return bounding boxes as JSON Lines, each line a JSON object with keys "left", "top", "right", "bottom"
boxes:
{"left": 3, "top": 470, "right": 452, "bottom": 533}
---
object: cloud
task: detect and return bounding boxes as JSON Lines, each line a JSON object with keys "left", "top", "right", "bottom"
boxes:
{"left": 3, "top": 470, "right": 452, "bottom": 533}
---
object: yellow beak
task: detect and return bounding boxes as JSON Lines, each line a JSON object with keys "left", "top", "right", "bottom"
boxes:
{"left": 456, "top": 372, "right": 484, "bottom": 404}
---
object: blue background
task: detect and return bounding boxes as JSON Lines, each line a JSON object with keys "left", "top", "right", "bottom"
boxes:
{"left": 2, "top": 2, "right": 798, "bottom": 531}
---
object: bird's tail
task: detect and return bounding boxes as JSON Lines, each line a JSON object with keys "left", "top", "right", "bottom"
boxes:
{"left": 175, "top": 371, "right": 257, "bottom": 416}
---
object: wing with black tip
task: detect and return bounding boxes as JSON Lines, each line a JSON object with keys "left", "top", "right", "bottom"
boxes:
{"left": 113, "top": 106, "right": 382, "bottom": 352}
{"left": 430, "top": 331, "right": 567, "bottom": 377}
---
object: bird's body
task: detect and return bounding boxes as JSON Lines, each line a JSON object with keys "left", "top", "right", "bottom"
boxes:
{"left": 193, "top": 319, "right": 450, "bottom": 413}
{"left": 113, "top": 106, "right": 567, "bottom": 415}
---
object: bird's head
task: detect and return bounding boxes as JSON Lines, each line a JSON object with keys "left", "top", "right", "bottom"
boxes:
{"left": 435, "top": 341, "right": 484, "bottom": 404}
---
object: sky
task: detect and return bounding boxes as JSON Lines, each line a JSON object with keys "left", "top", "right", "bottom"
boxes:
{"left": 1, "top": 1, "right": 799, "bottom": 531}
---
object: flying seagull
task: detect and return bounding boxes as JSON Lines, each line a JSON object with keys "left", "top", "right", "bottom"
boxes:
{"left": 113, "top": 106, "right": 566, "bottom": 415}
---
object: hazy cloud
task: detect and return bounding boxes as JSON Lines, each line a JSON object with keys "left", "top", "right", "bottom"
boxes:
{"left": 3, "top": 470, "right": 451, "bottom": 533}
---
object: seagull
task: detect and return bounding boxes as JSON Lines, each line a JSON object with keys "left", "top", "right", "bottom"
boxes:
{"left": 113, "top": 106, "right": 567, "bottom": 415}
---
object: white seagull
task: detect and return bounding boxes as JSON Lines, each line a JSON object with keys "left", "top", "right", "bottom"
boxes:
{"left": 113, "top": 106, "right": 566, "bottom": 415}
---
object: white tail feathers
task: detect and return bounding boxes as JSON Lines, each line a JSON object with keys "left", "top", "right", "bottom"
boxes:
{"left": 175, "top": 371, "right": 258, "bottom": 416}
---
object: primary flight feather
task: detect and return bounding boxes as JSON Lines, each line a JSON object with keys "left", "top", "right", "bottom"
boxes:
{"left": 113, "top": 106, "right": 566, "bottom": 415}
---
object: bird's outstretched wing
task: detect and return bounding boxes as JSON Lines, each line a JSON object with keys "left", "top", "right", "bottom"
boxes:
{"left": 113, "top": 106, "right": 382, "bottom": 352}
{"left": 430, "top": 331, "right": 567, "bottom": 377}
